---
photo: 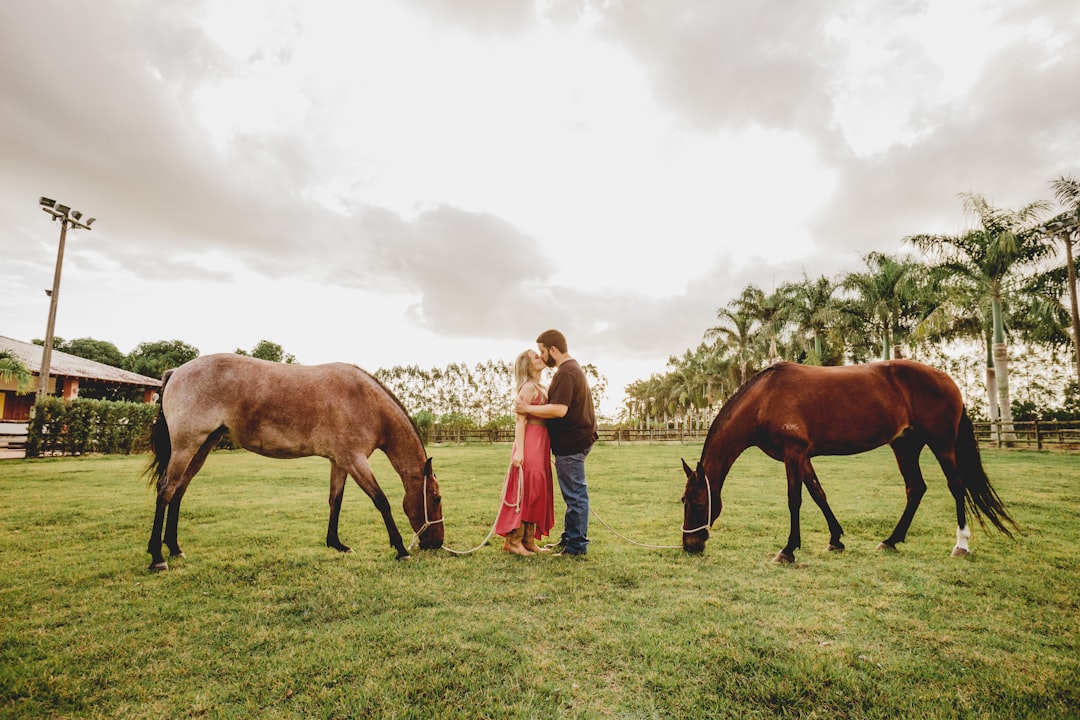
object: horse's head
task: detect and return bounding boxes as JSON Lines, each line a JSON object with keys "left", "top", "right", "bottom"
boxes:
{"left": 403, "top": 457, "right": 444, "bottom": 550}
{"left": 681, "top": 458, "right": 720, "bottom": 554}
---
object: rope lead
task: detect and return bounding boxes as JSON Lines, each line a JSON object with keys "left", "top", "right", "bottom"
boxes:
{"left": 407, "top": 464, "right": 692, "bottom": 555}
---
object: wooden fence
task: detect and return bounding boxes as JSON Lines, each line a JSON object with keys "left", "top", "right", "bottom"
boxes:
{"left": 971, "top": 420, "right": 1080, "bottom": 451}
{"left": 3, "top": 420, "right": 1076, "bottom": 459}
{"left": 426, "top": 421, "right": 1080, "bottom": 451}
{"left": 424, "top": 427, "right": 710, "bottom": 445}
{"left": 0, "top": 422, "right": 28, "bottom": 457}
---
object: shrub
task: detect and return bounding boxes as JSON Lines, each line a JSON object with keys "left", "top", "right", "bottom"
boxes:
{"left": 413, "top": 410, "right": 436, "bottom": 443}
{"left": 26, "top": 398, "right": 159, "bottom": 457}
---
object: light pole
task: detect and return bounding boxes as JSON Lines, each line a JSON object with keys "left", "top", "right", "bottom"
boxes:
{"left": 37, "top": 197, "right": 95, "bottom": 402}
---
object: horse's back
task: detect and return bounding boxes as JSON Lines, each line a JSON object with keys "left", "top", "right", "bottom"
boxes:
{"left": 751, "top": 360, "right": 962, "bottom": 454}
{"left": 878, "top": 360, "right": 966, "bottom": 441}
{"left": 162, "top": 354, "right": 384, "bottom": 458}
{"left": 762, "top": 360, "right": 960, "bottom": 407}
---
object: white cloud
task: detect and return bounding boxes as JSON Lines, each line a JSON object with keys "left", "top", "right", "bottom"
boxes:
{"left": 1, "top": 0, "right": 1077, "bottom": 416}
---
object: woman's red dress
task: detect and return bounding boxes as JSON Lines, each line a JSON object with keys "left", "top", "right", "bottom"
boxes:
{"left": 495, "top": 395, "right": 555, "bottom": 541}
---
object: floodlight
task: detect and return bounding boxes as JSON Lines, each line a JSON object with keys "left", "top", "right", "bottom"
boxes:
{"left": 36, "top": 195, "right": 97, "bottom": 400}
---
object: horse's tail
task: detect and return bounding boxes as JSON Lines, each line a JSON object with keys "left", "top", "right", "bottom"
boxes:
{"left": 956, "top": 408, "right": 1018, "bottom": 537}
{"left": 144, "top": 370, "right": 174, "bottom": 489}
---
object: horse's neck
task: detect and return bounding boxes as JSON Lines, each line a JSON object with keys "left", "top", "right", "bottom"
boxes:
{"left": 701, "top": 418, "right": 751, "bottom": 484}
{"left": 702, "top": 452, "right": 737, "bottom": 487}
{"left": 381, "top": 411, "right": 426, "bottom": 480}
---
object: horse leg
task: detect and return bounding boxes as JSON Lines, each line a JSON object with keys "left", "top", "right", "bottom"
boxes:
{"left": 148, "top": 432, "right": 221, "bottom": 571}
{"left": 879, "top": 437, "right": 928, "bottom": 551}
{"left": 776, "top": 455, "right": 805, "bottom": 563}
{"left": 148, "top": 494, "right": 169, "bottom": 571}
{"left": 326, "top": 462, "right": 352, "bottom": 553}
{"left": 801, "top": 460, "right": 845, "bottom": 552}
{"left": 163, "top": 485, "right": 188, "bottom": 559}
{"left": 161, "top": 431, "right": 222, "bottom": 561}
{"left": 148, "top": 464, "right": 189, "bottom": 571}
{"left": 930, "top": 447, "right": 972, "bottom": 557}
{"left": 344, "top": 456, "right": 412, "bottom": 560}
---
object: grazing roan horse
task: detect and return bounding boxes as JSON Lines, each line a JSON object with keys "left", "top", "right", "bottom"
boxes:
{"left": 145, "top": 354, "right": 443, "bottom": 570}
{"left": 681, "top": 360, "right": 1017, "bottom": 562}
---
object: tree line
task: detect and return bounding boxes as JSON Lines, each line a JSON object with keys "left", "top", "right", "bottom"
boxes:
{"left": 371, "top": 361, "right": 607, "bottom": 431}
{"left": 625, "top": 176, "right": 1080, "bottom": 431}
{"left": 2, "top": 336, "right": 606, "bottom": 429}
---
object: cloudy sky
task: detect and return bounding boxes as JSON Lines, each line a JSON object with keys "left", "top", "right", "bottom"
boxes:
{"left": 1, "top": 0, "right": 1077, "bottom": 416}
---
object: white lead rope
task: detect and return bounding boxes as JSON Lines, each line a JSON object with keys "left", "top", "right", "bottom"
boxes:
{"left": 407, "top": 463, "right": 523, "bottom": 556}
{"left": 589, "top": 506, "right": 682, "bottom": 550}
{"left": 408, "top": 466, "right": 711, "bottom": 555}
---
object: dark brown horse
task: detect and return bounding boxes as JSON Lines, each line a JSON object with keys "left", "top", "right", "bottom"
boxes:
{"left": 145, "top": 354, "right": 443, "bottom": 570}
{"left": 681, "top": 360, "right": 1016, "bottom": 562}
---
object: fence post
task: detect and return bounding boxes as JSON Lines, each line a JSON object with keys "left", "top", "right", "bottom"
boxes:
{"left": 1034, "top": 419, "right": 1042, "bottom": 451}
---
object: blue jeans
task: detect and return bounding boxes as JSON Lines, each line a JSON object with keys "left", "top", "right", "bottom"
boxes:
{"left": 554, "top": 447, "right": 591, "bottom": 554}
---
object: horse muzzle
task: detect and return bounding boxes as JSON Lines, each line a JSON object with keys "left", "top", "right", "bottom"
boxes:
{"left": 418, "top": 524, "right": 444, "bottom": 550}
{"left": 682, "top": 530, "right": 708, "bottom": 554}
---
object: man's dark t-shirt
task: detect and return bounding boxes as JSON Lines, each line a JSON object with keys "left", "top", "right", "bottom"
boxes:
{"left": 547, "top": 359, "right": 598, "bottom": 456}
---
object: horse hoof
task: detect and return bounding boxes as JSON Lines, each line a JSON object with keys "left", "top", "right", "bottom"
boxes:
{"left": 149, "top": 561, "right": 169, "bottom": 572}
{"left": 951, "top": 546, "right": 970, "bottom": 557}
{"left": 170, "top": 551, "right": 186, "bottom": 559}
{"left": 396, "top": 554, "right": 413, "bottom": 562}
{"left": 877, "top": 542, "right": 897, "bottom": 552}
{"left": 826, "top": 543, "right": 845, "bottom": 553}
{"left": 773, "top": 551, "right": 795, "bottom": 564}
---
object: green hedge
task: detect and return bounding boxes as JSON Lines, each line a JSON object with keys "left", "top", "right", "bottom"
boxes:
{"left": 26, "top": 398, "right": 160, "bottom": 457}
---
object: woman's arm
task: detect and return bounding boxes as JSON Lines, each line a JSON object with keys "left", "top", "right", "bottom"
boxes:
{"left": 514, "top": 398, "right": 567, "bottom": 419}
{"left": 511, "top": 383, "right": 534, "bottom": 466}
{"left": 512, "top": 410, "right": 526, "bottom": 466}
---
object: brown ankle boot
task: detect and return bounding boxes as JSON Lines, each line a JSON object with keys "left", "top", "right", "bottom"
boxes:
{"left": 503, "top": 526, "right": 534, "bottom": 556}
{"left": 521, "top": 522, "right": 549, "bottom": 553}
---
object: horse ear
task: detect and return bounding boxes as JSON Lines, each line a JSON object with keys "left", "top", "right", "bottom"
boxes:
{"left": 681, "top": 458, "right": 694, "bottom": 477}
{"left": 424, "top": 457, "right": 433, "bottom": 475}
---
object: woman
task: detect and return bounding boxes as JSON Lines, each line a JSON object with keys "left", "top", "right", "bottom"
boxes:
{"left": 495, "top": 349, "right": 556, "bottom": 555}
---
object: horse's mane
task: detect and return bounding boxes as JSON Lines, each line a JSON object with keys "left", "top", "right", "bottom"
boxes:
{"left": 700, "top": 364, "right": 780, "bottom": 457}
{"left": 354, "top": 366, "right": 427, "bottom": 451}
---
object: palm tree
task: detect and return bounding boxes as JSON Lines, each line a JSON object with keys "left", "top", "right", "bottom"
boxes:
{"left": 625, "top": 374, "right": 664, "bottom": 430}
{"left": 0, "top": 351, "right": 34, "bottom": 393}
{"left": 705, "top": 284, "right": 788, "bottom": 383}
{"left": 1012, "top": 270, "right": 1076, "bottom": 354}
{"left": 705, "top": 295, "right": 759, "bottom": 385}
{"left": 782, "top": 274, "right": 841, "bottom": 365}
{"left": 908, "top": 192, "right": 1052, "bottom": 439}
{"left": 755, "top": 287, "right": 790, "bottom": 365}
{"left": 840, "top": 252, "right": 931, "bottom": 361}
{"left": 1047, "top": 175, "right": 1080, "bottom": 384}
{"left": 692, "top": 341, "right": 738, "bottom": 413}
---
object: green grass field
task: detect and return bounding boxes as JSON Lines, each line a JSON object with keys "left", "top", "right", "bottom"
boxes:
{"left": 1, "top": 444, "right": 1077, "bottom": 719}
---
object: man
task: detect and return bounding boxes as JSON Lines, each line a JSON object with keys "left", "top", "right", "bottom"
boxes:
{"left": 514, "top": 329, "right": 598, "bottom": 557}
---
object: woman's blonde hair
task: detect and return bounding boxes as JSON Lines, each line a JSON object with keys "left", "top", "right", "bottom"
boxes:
{"left": 514, "top": 350, "right": 536, "bottom": 393}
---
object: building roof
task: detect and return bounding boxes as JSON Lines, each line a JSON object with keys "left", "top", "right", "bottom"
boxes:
{"left": 0, "top": 335, "right": 162, "bottom": 387}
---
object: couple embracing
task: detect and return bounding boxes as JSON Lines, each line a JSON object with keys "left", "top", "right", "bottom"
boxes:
{"left": 495, "top": 329, "right": 598, "bottom": 558}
